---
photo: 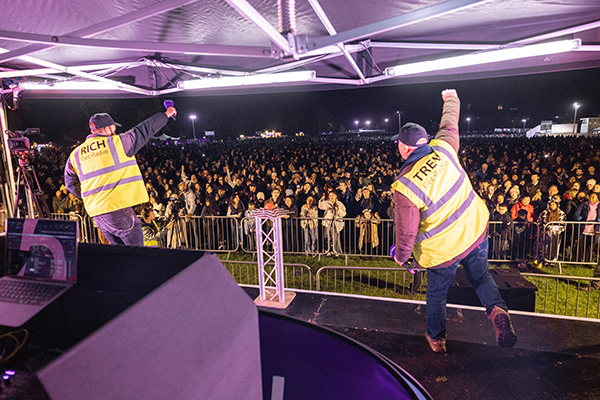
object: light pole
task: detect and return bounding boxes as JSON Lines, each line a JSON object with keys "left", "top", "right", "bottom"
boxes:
{"left": 466, "top": 117, "right": 471, "bottom": 133}
{"left": 366, "top": 120, "right": 371, "bottom": 130}
{"left": 355, "top": 120, "right": 359, "bottom": 132}
{"left": 522, "top": 119, "right": 527, "bottom": 131}
{"left": 573, "top": 103, "right": 580, "bottom": 133}
{"left": 396, "top": 111, "right": 402, "bottom": 131}
{"left": 189, "top": 114, "right": 197, "bottom": 139}
{"left": 385, "top": 118, "right": 389, "bottom": 133}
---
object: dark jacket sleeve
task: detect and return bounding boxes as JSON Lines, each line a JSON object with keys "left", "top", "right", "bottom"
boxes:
{"left": 120, "top": 113, "right": 169, "bottom": 157}
{"left": 393, "top": 190, "right": 420, "bottom": 264}
{"left": 434, "top": 96, "right": 461, "bottom": 153}
{"left": 64, "top": 157, "right": 82, "bottom": 198}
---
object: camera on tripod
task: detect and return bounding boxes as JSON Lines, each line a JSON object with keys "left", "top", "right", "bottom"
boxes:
{"left": 168, "top": 196, "right": 186, "bottom": 218}
{"left": 6, "top": 129, "right": 40, "bottom": 155}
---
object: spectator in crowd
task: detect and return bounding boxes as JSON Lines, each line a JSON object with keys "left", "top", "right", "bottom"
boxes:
{"left": 140, "top": 206, "right": 174, "bottom": 247}
{"left": 68, "top": 193, "right": 84, "bottom": 215}
{"left": 337, "top": 180, "right": 356, "bottom": 217}
{"left": 511, "top": 195, "right": 534, "bottom": 222}
{"left": 356, "top": 186, "right": 379, "bottom": 216}
{"left": 300, "top": 196, "right": 319, "bottom": 257}
{"left": 574, "top": 192, "right": 600, "bottom": 262}
{"left": 537, "top": 199, "right": 566, "bottom": 263}
{"left": 52, "top": 185, "right": 70, "bottom": 213}
{"left": 490, "top": 203, "right": 513, "bottom": 260}
{"left": 356, "top": 209, "right": 380, "bottom": 256}
{"left": 226, "top": 193, "right": 245, "bottom": 250}
{"left": 584, "top": 179, "right": 596, "bottom": 196}
{"left": 200, "top": 198, "right": 220, "bottom": 250}
{"left": 506, "top": 185, "right": 520, "bottom": 207}
{"left": 475, "top": 163, "right": 489, "bottom": 182}
{"left": 526, "top": 173, "right": 545, "bottom": 198}
{"left": 243, "top": 202, "right": 257, "bottom": 250}
{"left": 281, "top": 196, "right": 298, "bottom": 252}
{"left": 319, "top": 191, "right": 346, "bottom": 256}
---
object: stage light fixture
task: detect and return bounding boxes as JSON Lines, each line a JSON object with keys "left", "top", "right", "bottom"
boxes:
{"left": 20, "top": 81, "right": 120, "bottom": 91}
{"left": 385, "top": 39, "right": 582, "bottom": 77}
{"left": 177, "top": 70, "right": 316, "bottom": 90}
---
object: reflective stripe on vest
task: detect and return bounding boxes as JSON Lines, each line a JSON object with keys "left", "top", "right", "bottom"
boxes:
{"left": 144, "top": 220, "right": 159, "bottom": 247}
{"left": 71, "top": 135, "right": 148, "bottom": 217}
{"left": 393, "top": 139, "right": 488, "bottom": 268}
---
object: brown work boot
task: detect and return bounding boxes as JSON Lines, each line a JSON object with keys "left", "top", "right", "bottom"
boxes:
{"left": 425, "top": 333, "right": 446, "bottom": 353}
{"left": 488, "top": 307, "right": 517, "bottom": 348}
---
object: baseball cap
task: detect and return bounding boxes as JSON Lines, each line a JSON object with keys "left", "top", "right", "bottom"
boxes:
{"left": 89, "top": 113, "right": 122, "bottom": 130}
{"left": 391, "top": 123, "right": 428, "bottom": 146}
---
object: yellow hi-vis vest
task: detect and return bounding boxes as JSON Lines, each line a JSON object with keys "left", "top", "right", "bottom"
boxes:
{"left": 144, "top": 220, "right": 160, "bottom": 247}
{"left": 69, "top": 135, "right": 148, "bottom": 217}
{"left": 391, "top": 139, "right": 489, "bottom": 268}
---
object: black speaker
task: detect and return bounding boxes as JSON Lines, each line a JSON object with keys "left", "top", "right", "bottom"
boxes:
{"left": 447, "top": 267, "right": 537, "bottom": 312}
{"left": 38, "top": 253, "right": 263, "bottom": 400}
{"left": 22, "top": 243, "right": 207, "bottom": 349}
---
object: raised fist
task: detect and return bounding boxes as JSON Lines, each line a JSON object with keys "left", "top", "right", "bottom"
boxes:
{"left": 441, "top": 89, "right": 458, "bottom": 100}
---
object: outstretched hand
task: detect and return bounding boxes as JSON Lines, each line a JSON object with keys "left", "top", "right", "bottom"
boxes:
{"left": 165, "top": 106, "right": 177, "bottom": 119}
{"left": 441, "top": 89, "right": 457, "bottom": 100}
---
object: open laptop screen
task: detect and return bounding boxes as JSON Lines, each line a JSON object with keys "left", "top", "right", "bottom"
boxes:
{"left": 5, "top": 218, "right": 78, "bottom": 282}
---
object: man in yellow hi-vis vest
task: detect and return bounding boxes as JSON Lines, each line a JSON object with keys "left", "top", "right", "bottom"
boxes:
{"left": 64, "top": 107, "right": 176, "bottom": 245}
{"left": 391, "top": 89, "right": 516, "bottom": 353}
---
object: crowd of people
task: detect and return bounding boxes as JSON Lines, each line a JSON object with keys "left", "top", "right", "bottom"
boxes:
{"left": 22, "top": 133, "right": 600, "bottom": 263}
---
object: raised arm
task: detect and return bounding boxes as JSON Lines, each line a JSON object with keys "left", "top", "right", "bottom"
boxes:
{"left": 435, "top": 89, "right": 461, "bottom": 153}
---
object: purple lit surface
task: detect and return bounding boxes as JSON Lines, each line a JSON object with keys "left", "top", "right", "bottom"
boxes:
{"left": 259, "top": 311, "right": 427, "bottom": 400}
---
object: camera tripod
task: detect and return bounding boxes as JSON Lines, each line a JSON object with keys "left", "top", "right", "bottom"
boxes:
{"left": 12, "top": 153, "right": 47, "bottom": 218}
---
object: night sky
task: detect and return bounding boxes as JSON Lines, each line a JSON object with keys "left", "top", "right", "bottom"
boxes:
{"left": 6, "top": 66, "right": 600, "bottom": 145}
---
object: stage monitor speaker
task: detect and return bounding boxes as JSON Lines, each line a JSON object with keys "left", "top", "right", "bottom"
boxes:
{"left": 37, "top": 253, "right": 262, "bottom": 400}
{"left": 447, "top": 267, "right": 537, "bottom": 312}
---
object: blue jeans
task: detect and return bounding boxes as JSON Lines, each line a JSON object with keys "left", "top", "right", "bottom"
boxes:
{"left": 93, "top": 207, "right": 144, "bottom": 246}
{"left": 426, "top": 237, "right": 507, "bottom": 340}
{"left": 303, "top": 226, "right": 318, "bottom": 255}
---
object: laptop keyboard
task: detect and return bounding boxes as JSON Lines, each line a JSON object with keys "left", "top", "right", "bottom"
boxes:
{"left": 0, "top": 280, "right": 64, "bottom": 306}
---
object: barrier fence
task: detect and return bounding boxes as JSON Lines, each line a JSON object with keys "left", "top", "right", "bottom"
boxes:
{"left": 220, "top": 260, "right": 313, "bottom": 291}
{"left": 51, "top": 213, "right": 600, "bottom": 270}
{"left": 49, "top": 212, "right": 600, "bottom": 319}
{"left": 521, "top": 273, "right": 600, "bottom": 319}
{"left": 316, "top": 266, "right": 426, "bottom": 301}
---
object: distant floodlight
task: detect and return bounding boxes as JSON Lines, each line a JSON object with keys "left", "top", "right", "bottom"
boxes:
{"left": 385, "top": 39, "right": 581, "bottom": 77}
{"left": 178, "top": 71, "right": 316, "bottom": 90}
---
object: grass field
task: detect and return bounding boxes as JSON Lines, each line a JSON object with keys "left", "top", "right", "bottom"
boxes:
{"left": 218, "top": 252, "right": 600, "bottom": 319}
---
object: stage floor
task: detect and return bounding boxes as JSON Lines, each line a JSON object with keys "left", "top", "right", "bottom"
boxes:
{"left": 244, "top": 287, "right": 600, "bottom": 400}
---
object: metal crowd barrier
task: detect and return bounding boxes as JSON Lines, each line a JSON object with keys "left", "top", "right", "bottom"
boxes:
{"left": 241, "top": 216, "right": 396, "bottom": 258}
{"left": 537, "top": 221, "right": 600, "bottom": 273}
{"left": 220, "top": 260, "right": 313, "bottom": 291}
{"left": 315, "top": 266, "right": 426, "bottom": 300}
{"left": 46, "top": 212, "right": 600, "bottom": 319}
{"left": 522, "top": 273, "right": 600, "bottom": 319}
{"left": 48, "top": 214, "right": 600, "bottom": 275}
{"left": 487, "top": 221, "right": 541, "bottom": 263}
{"left": 50, "top": 212, "right": 92, "bottom": 242}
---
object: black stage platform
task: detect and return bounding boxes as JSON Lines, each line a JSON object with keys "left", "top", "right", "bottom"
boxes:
{"left": 0, "top": 241, "right": 598, "bottom": 399}
{"left": 244, "top": 287, "right": 600, "bottom": 400}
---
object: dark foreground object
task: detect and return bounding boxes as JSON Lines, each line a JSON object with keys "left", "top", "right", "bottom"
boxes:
{"left": 0, "top": 241, "right": 597, "bottom": 399}
{"left": 243, "top": 287, "right": 600, "bottom": 400}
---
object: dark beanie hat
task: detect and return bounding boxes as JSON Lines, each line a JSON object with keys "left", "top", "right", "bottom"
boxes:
{"left": 391, "top": 123, "right": 428, "bottom": 147}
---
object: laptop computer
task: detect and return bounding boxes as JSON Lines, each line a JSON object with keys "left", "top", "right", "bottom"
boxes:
{"left": 0, "top": 218, "right": 78, "bottom": 327}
